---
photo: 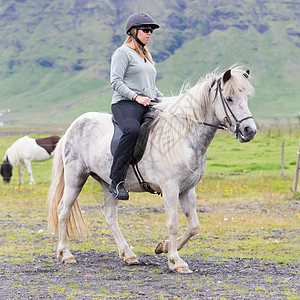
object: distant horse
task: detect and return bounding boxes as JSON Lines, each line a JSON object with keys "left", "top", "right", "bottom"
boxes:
{"left": 1, "top": 135, "right": 60, "bottom": 185}
{"left": 48, "top": 66, "right": 256, "bottom": 273}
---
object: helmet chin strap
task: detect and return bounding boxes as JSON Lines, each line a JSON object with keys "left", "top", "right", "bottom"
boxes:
{"left": 129, "top": 30, "right": 147, "bottom": 62}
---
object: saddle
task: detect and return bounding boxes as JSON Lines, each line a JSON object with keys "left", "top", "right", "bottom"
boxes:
{"left": 110, "top": 111, "right": 160, "bottom": 195}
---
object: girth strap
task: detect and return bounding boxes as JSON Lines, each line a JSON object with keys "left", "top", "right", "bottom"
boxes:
{"left": 131, "top": 164, "right": 161, "bottom": 196}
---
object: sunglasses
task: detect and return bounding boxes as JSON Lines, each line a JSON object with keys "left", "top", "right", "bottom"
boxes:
{"left": 139, "top": 27, "right": 153, "bottom": 34}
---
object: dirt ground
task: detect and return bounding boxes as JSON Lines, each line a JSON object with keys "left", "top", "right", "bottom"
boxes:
{"left": 1, "top": 189, "right": 299, "bottom": 299}
{"left": 0, "top": 249, "right": 299, "bottom": 299}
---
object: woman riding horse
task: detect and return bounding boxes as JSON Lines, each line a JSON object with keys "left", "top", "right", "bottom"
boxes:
{"left": 109, "top": 12, "right": 165, "bottom": 200}
{"left": 48, "top": 65, "right": 256, "bottom": 273}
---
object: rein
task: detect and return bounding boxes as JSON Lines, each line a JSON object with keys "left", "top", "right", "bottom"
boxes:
{"left": 151, "top": 101, "right": 227, "bottom": 131}
{"left": 152, "top": 76, "right": 253, "bottom": 136}
{"left": 132, "top": 76, "right": 253, "bottom": 194}
{"left": 213, "top": 78, "right": 253, "bottom": 138}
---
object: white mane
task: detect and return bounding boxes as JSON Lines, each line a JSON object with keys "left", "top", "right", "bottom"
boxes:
{"left": 150, "top": 66, "right": 254, "bottom": 167}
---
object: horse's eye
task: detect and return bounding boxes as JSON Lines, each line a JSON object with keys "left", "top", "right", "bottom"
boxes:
{"left": 227, "top": 97, "right": 233, "bottom": 103}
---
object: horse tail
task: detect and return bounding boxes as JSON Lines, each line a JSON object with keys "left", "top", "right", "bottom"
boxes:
{"left": 47, "top": 137, "right": 90, "bottom": 238}
{"left": 47, "top": 138, "right": 65, "bottom": 236}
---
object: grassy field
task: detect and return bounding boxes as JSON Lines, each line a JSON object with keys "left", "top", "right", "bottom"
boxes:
{"left": 0, "top": 129, "right": 299, "bottom": 265}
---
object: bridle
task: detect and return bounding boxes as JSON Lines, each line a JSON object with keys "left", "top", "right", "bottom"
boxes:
{"left": 151, "top": 75, "right": 253, "bottom": 136}
{"left": 213, "top": 78, "right": 253, "bottom": 138}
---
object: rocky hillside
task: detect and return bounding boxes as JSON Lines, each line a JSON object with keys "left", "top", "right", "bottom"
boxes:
{"left": 0, "top": 0, "right": 299, "bottom": 124}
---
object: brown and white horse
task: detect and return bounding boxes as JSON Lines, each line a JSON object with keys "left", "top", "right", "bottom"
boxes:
{"left": 48, "top": 66, "right": 256, "bottom": 273}
{"left": 0, "top": 135, "right": 60, "bottom": 185}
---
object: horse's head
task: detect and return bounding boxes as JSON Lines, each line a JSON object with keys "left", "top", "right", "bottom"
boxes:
{"left": 213, "top": 66, "right": 257, "bottom": 143}
{"left": 0, "top": 157, "right": 13, "bottom": 183}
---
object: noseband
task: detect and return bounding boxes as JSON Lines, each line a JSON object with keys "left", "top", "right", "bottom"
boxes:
{"left": 214, "top": 78, "right": 253, "bottom": 138}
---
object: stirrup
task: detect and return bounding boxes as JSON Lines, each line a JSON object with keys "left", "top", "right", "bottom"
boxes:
{"left": 110, "top": 181, "right": 129, "bottom": 200}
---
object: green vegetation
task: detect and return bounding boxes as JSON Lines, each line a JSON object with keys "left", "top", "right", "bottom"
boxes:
{"left": 0, "top": 0, "right": 299, "bottom": 125}
{"left": 0, "top": 130, "right": 299, "bottom": 266}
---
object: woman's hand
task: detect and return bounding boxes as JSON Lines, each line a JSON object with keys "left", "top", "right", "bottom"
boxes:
{"left": 135, "top": 95, "right": 151, "bottom": 106}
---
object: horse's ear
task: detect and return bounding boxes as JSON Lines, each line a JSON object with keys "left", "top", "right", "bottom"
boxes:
{"left": 223, "top": 69, "right": 231, "bottom": 84}
{"left": 244, "top": 69, "right": 250, "bottom": 78}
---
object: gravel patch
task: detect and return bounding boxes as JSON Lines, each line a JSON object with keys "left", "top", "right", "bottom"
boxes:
{"left": 1, "top": 250, "right": 299, "bottom": 299}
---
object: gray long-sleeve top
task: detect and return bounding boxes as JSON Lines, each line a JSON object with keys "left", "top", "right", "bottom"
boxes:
{"left": 110, "top": 45, "right": 164, "bottom": 104}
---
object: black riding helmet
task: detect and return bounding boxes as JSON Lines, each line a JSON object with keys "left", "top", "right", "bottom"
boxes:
{"left": 125, "top": 13, "right": 159, "bottom": 62}
{"left": 125, "top": 12, "right": 159, "bottom": 35}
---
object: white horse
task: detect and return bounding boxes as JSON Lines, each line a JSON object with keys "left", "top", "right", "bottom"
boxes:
{"left": 48, "top": 66, "right": 256, "bottom": 273}
{"left": 1, "top": 135, "right": 60, "bottom": 185}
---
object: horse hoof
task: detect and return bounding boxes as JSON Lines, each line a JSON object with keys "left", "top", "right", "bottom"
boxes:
{"left": 175, "top": 266, "right": 192, "bottom": 274}
{"left": 125, "top": 257, "right": 139, "bottom": 265}
{"left": 155, "top": 242, "right": 164, "bottom": 254}
{"left": 64, "top": 257, "right": 77, "bottom": 264}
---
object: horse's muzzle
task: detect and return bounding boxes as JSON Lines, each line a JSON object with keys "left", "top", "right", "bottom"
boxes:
{"left": 237, "top": 125, "right": 257, "bottom": 143}
{"left": 2, "top": 177, "right": 11, "bottom": 184}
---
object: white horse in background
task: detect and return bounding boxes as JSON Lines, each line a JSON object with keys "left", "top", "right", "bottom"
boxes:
{"left": 48, "top": 66, "right": 256, "bottom": 273}
{"left": 1, "top": 135, "right": 60, "bottom": 185}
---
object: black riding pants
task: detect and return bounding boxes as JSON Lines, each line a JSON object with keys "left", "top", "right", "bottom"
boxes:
{"left": 110, "top": 100, "right": 149, "bottom": 183}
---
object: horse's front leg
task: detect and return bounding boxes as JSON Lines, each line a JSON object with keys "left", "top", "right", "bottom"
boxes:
{"left": 155, "top": 188, "right": 199, "bottom": 254}
{"left": 177, "top": 188, "right": 199, "bottom": 249}
{"left": 102, "top": 183, "right": 138, "bottom": 265}
{"left": 161, "top": 186, "right": 192, "bottom": 273}
{"left": 24, "top": 159, "right": 35, "bottom": 185}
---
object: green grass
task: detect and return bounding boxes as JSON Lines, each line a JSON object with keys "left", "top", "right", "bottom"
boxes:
{"left": 0, "top": 131, "right": 299, "bottom": 265}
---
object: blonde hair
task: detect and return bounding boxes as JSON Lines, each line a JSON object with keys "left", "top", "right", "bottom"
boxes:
{"left": 124, "top": 28, "right": 154, "bottom": 64}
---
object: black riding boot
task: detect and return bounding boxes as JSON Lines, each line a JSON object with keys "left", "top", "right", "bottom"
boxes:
{"left": 109, "top": 181, "right": 129, "bottom": 200}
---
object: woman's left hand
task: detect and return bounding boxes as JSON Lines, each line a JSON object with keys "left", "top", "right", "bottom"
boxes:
{"left": 135, "top": 95, "right": 151, "bottom": 106}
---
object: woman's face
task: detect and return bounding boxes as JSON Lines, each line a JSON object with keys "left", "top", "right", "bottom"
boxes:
{"left": 137, "top": 27, "right": 153, "bottom": 45}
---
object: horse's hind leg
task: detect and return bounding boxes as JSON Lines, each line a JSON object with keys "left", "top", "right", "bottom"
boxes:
{"left": 24, "top": 159, "right": 35, "bottom": 185}
{"left": 101, "top": 181, "right": 138, "bottom": 265}
{"left": 57, "top": 171, "right": 88, "bottom": 263}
